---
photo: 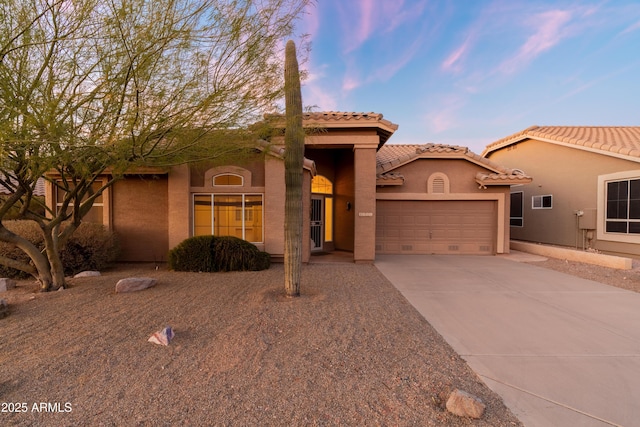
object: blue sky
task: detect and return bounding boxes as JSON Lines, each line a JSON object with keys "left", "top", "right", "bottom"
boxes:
{"left": 299, "top": 0, "right": 640, "bottom": 154}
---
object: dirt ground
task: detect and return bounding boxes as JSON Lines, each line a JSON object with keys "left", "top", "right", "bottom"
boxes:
{"left": 524, "top": 256, "right": 640, "bottom": 293}
{"left": 1, "top": 255, "right": 634, "bottom": 426}
{"left": 1, "top": 262, "right": 522, "bottom": 426}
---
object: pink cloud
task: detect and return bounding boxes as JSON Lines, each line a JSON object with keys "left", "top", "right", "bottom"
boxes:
{"left": 441, "top": 36, "right": 472, "bottom": 74}
{"left": 499, "top": 9, "right": 572, "bottom": 74}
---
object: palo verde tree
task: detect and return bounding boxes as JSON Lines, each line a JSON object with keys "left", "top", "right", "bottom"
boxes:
{"left": 0, "top": 0, "right": 310, "bottom": 291}
{"left": 283, "top": 39, "right": 304, "bottom": 297}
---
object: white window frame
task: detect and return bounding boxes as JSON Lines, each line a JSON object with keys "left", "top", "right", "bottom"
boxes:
{"left": 532, "top": 194, "right": 553, "bottom": 209}
{"left": 597, "top": 170, "right": 640, "bottom": 244}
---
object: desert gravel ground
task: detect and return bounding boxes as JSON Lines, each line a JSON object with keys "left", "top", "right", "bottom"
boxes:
{"left": 524, "top": 256, "right": 640, "bottom": 293}
{"left": 1, "top": 262, "right": 523, "bottom": 426}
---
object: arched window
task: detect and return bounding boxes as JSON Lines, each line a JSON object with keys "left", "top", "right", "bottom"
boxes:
{"left": 312, "top": 175, "right": 333, "bottom": 194}
{"left": 213, "top": 173, "right": 243, "bottom": 186}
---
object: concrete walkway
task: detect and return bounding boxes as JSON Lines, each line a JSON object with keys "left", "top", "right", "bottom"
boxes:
{"left": 375, "top": 254, "right": 640, "bottom": 427}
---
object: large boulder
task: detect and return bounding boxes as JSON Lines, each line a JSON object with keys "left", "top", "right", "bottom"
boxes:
{"left": 115, "top": 277, "right": 157, "bottom": 293}
{"left": 446, "top": 389, "right": 486, "bottom": 419}
{"left": 0, "top": 278, "right": 17, "bottom": 292}
{"left": 74, "top": 271, "right": 101, "bottom": 278}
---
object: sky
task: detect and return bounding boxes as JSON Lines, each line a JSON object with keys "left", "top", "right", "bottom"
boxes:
{"left": 298, "top": 0, "right": 640, "bottom": 154}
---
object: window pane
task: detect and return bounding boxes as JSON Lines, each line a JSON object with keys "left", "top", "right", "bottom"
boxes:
{"left": 630, "top": 200, "right": 640, "bottom": 219}
{"left": 532, "top": 196, "right": 541, "bottom": 208}
{"left": 606, "top": 221, "right": 627, "bottom": 233}
{"left": 542, "top": 195, "right": 552, "bottom": 208}
{"left": 213, "top": 174, "right": 243, "bottom": 186}
{"left": 619, "top": 181, "right": 629, "bottom": 199}
{"left": 325, "top": 197, "right": 333, "bottom": 242}
{"left": 194, "top": 195, "right": 212, "bottom": 236}
{"left": 214, "top": 195, "right": 243, "bottom": 239}
{"left": 83, "top": 206, "right": 103, "bottom": 224}
{"left": 631, "top": 180, "right": 640, "bottom": 200}
{"left": 630, "top": 222, "right": 640, "bottom": 234}
{"left": 243, "top": 195, "right": 263, "bottom": 243}
{"left": 311, "top": 175, "right": 333, "bottom": 194}
{"left": 510, "top": 192, "right": 523, "bottom": 217}
{"left": 510, "top": 218, "right": 523, "bottom": 227}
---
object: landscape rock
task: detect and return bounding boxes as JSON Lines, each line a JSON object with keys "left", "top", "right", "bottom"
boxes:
{"left": 115, "top": 277, "right": 157, "bottom": 293}
{"left": 148, "top": 326, "right": 174, "bottom": 346}
{"left": 0, "top": 278, "right": 17, "bottom": 292}
{"left": 0, "top": 299, "right": 8, "bottom": 319}
{"left": 446, "top": 389, "right": 486, "bottom": 419}
{"left": 74, "top": 271, "right": 101, "bottom": 278}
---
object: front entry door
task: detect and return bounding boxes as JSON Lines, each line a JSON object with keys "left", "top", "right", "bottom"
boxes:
{"left": 310, "top": 196, "right": 324, "bottom": 251}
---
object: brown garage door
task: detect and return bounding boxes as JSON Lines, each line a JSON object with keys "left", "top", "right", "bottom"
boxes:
{"left": 376, "top": 200, "right": 496, "bottom": 255}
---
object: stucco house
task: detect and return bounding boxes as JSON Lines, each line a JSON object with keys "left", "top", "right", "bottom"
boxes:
{"left": 45, "top": 112, "right": 531, "bottom": 263}
{"left": 483, "top": 126, "right": 640, "bottom": 258}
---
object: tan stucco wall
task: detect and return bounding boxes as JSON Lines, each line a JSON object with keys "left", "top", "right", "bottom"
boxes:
{"left": 354, "top": 147, "right": 377, "bottom": 262}
{"left": 167, "top": 164, "right": 190, "bottom": 251}
{"left": 376, "top": 158, "right": 512, "bottom": 254}
{"left": 261, "top": 156, "right": 311, "bottom": 262}
{"left": 487, "top": 139, "right": 640, "bottom": 257}
{"left": 112, "top": 176, "right": 169, "bottom": 262}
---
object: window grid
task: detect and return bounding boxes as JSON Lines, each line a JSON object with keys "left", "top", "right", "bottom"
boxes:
{"left": 193, "top": 193, "right": 263, "bottom": 243}
{"left": 606, "top": 179, "right": 640, "bottom": 234}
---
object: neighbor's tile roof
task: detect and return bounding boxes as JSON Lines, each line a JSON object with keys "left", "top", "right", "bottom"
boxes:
{"left": 482, "top": 126, "right": 640, "bottom": 158}
{"left": 0, "top": 176, "right": 46, "bottom": 196}
{"left": 376, "top": 143, "right": 531, "bottom": 185}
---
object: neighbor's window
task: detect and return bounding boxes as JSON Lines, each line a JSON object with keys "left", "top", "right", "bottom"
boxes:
{"left": 532, "top": 195, "right": 553, "bottom": 209}
{"left": 606, "top": 179, "right": 640, "bottom": 234}
{"left": 193, "top": 194, "right": 263, "bottom": 243}
{"left": 213, "top": 173, "right": 243, "bottom": 186}
{"left": 510, "top": 192, "right": 523, "bottom": 227}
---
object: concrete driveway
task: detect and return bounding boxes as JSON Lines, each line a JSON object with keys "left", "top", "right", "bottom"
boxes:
{"left": 375, "top": 254, "right": 640, "bottom": 427}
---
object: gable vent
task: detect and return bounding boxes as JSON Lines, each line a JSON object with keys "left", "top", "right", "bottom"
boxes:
{"left": 432, "top": 178, "right": 445, "bottom": 193}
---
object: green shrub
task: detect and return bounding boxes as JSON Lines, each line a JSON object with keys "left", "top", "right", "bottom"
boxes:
{"left": 0, "top": 221, "right": 119, "bottom": 278}
{"left": 59, "top": 223, "right": 120, "bottom": 275}
{"left": 168, "top": 235, "right": 271, "bottom": 272}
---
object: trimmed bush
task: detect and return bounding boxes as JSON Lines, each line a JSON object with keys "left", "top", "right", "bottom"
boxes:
{"left": 168, "top": 235, "right": 271, "bottom": 272}
{"left": 0, "top": 221, "right": 119, "bottom": 278}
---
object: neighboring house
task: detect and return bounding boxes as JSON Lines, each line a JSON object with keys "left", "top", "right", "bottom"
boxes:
{"left": 483, "top": 126, "right": 640, "bottom": 258}
{"left": 44, "top": 112, "right": 532, "bottom": 263}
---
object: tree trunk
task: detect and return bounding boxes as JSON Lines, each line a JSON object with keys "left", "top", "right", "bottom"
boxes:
{"left": 283, "top": 40, "right": 305, "bottom": 297}
{"left": 42, "top": 226, "right": 67, "bottom": 291}
{"left": 0, "top": 224, "right": 56, "bottom": 291}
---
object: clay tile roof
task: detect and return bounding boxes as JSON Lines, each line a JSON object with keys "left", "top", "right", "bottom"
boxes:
{"left": 482, "top": 126, "right": 640, "bottom": 159}
{"left": 376, "top": 171, "right": 405, "bottom": 181}
{"left": 302, "top": 111, "right": 398, "bottom": 130}
{"left": 376, "top": 143, "right": 532, "bottom": 185}
{"left": 0, "top": 176, "right": 46, "bottom": 196}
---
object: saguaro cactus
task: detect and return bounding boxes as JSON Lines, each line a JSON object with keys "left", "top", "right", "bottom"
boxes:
{"left": 283, "top": 40, "right": 304, "bottom": 297}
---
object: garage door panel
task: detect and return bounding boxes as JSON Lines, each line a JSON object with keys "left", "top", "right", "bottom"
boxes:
{"left": 376, "top": 200, "right": 496, "bottom": 255}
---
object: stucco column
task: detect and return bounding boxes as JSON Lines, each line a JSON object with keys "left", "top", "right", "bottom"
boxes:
{"left": 167, "top": 164, "right": 191, "bottom": 250}
{"left": 353, "top": 146, "right": 377, "bottom": 263}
